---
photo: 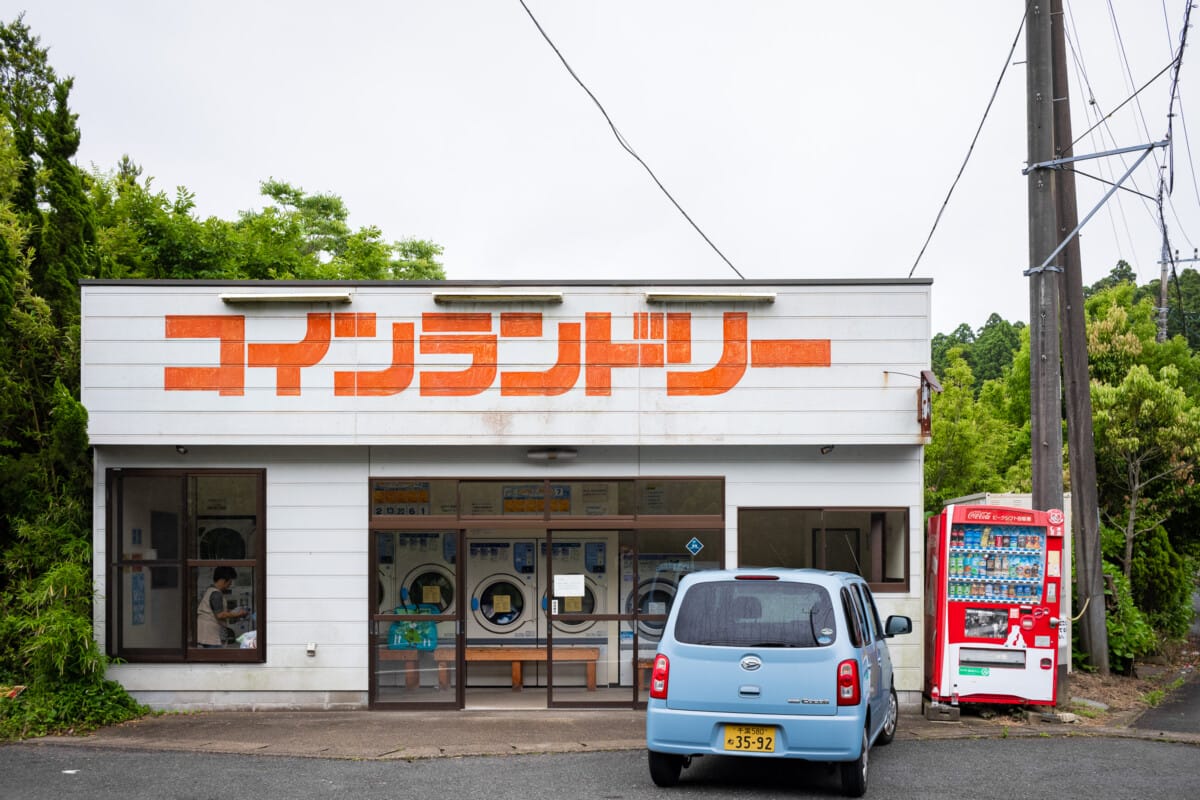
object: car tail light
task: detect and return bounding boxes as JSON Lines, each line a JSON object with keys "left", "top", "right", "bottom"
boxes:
{"left": 649, "top": 654, "right": 670, "bottom": 699}
{"left": 837, "top": 659, "right": 860, "bottom": 706}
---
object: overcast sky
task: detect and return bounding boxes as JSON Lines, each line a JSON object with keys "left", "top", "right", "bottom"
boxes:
{"left": 7, "top": 1, "right": 1193, "bottom": 334}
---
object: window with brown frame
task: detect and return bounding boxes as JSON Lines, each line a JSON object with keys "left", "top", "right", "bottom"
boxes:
{"left": 737, "top": 507, "right": 909, "bottom": 592}
{"left": 107, "top": 469, "right": 265, "bottom": 662}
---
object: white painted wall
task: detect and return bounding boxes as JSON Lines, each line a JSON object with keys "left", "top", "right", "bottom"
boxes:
{"left": 97, "top": 443, "right": 925, "bottom": 708}
{"left": 81, "top": 281, "right": 932, "bottom": 447}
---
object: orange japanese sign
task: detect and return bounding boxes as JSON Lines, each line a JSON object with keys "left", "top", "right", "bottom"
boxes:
{"left": 164, "top": 311, "right": 831, "bottom": 398}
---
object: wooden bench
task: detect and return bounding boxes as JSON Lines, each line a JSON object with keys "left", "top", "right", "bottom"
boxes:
{"left": 377, "top": 648, "right": 423, "bottom": 689}
{"left": 432, "top": 646, "right": 600, "bottom": 692}
{"left": 636, "top": 657, "right": 656, "bottom": 691}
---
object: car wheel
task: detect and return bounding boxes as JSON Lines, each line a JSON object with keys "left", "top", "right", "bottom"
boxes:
{"left": 839, "top": 727, "right": 868, "bottom": 798}
{"left": 876, "top": 686, "right": 899, "bottom": 746}
{"left": 648, "top": 750, "right": 684, "bottom": 787}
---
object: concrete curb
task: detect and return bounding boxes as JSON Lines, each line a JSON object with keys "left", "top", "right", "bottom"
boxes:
{"left": 19, "top": 706, "right": 1199, "bottom": 760}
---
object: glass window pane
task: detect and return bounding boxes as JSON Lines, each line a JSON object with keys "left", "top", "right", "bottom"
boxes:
{"left": 637, "top": 479, "right": 722, "bottom": 515}
{"left": 192, "top": 565, "right": 257, "bottom": 649}
{"left": 737, "top": 508, "right": 819, "bottom": 568}
{"left": 120, "top": 475, "right": 183, "bottom": 562}
{"left": 119, "top": 564, "right": 182, "bottom": 648}
{"left": 881, "top": 510, "right": 907, "bottom": 583}
{"left": 192, "top": 475, "right": 260, "bottom": 558}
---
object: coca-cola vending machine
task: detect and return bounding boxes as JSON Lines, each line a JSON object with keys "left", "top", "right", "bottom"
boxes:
{"left": 924, "top": 504, "right": 1066, "bottom": 715}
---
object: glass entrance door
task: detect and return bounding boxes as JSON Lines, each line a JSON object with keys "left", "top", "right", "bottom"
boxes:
{"left": 546, "top": 531, "right": 628, "bottom": 707}
{"left": 370, "top": 530, "right": 461, "bottom": 709}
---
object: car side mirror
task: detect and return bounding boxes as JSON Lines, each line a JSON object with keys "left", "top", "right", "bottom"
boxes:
{"left": 884, "top": 615, "right": 912, "bottom": 637}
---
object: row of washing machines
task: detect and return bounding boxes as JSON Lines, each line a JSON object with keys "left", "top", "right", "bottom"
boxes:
{"left": 377, "top": 531, "right": 708, "bottom": 688}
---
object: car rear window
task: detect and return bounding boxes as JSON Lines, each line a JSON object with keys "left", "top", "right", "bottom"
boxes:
{"left": 672, "top": 580, "right": 837, "bottom": 647}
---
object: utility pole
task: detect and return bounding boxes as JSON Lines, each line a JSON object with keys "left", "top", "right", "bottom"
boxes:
{"left": 1051, "top": 0, "right": 1109, "bottom": 676}
{"left": 1026, "top": 1, "right": 1065, "bottom": 515}
{"left": 1159, "top": 240, "right": 1172, "bottom": 342}
{"left": 1159, "top": 248, "right": 1200, "bottom": 342}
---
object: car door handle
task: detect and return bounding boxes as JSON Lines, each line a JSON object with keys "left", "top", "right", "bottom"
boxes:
{"left": 739, "top": 686, "right": 761, "bottom": 697}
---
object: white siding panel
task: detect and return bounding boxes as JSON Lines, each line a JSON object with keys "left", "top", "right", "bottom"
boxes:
{"left": 83, "top": 281, "right": 932, "bottom": 446}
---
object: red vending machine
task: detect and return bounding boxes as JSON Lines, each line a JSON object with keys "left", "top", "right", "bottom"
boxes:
{"left": 924, "top": 504, "right": 1066, "bottom": 712}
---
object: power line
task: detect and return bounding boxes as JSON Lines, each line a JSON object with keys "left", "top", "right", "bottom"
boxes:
{"left": 907, "top": 8, "right": 1027, "bottom": 279}
{"left": 516, "top": 0, "right": 745, "bottom": 279}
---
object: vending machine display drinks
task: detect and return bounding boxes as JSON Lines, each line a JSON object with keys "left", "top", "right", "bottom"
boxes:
{"left": 924, "top": 504, "right": 1065, "bottom": 709}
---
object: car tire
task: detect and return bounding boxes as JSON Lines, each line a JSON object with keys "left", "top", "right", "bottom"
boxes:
{"left": 876, "top": 686, "right": 899, "bottom": 746}
{"left": 648, "top": 750, "right": 684, "bottom": 787}
{"left": 839, "top": 727, "right": 868, "bottom": 798}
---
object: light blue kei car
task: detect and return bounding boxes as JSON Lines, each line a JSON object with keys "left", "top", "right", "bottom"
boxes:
{"left": 644, "top": 568, "right": 912, "bottom": 798}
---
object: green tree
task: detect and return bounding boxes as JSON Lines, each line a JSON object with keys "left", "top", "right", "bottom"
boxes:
{"left": 1092, "top": 362, "right": 1200, "bottom": 580}
{"left": 969, "top": 313, "right": 1022, "bottom": 388}
{"left": 234, "top": 179, "right": 445, "bottom": 281}
{"left": 1083, "top": 259, "right": 1138, "bottom": 299}
{"left": 931, "top": 322, "right": 974, "bottom": 382}
{"left": 32, "top": 78, "right": 94, "bottom": 324}
{"left": 923, "top": 349, "right": 1011, "bottom": 509}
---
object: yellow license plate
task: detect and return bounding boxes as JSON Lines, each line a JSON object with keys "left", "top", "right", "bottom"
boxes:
{"left": 723, "top": 724, "right": 776, "bottom": 753}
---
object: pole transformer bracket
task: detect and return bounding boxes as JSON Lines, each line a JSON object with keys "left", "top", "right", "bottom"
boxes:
{"left": 1023, "top": 265, "right": 1065, "bottom": 276}
{"left": 1024, "top": 140, "right": 1167, "bottom": 276}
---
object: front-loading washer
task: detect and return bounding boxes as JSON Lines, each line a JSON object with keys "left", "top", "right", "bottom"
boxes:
{"left": 465, "top": 536, "right": 541, "bottom": 688}
{"left": 540, "top": 538, "right": 610, "bottom": 640}
{"left": 378, "top": 564, "right": 400, "bottom": 614}
{"left": 541, "top": 536, "right": 617, "bottom": 687}
{"left": 395, "top": 531, "right": 457, "bottom": 614}
{"left": 466, "top": 538, "right": 539, "bottom": 642}
{"left": 618, "top": 554, "right": 702, "bottom": 686}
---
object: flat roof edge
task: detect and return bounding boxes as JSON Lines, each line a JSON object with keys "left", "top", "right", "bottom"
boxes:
{"left": 80, "top": 277, "right": 933, "bottom": 288}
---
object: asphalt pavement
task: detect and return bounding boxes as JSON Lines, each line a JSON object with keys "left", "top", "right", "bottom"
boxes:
{"left": 15, "top": 671, "right": 1200, "bottom": 761}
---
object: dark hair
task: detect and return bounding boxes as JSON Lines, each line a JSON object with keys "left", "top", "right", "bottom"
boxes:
{"left": 213, "top": 566, "right": 237, "bottom": 582}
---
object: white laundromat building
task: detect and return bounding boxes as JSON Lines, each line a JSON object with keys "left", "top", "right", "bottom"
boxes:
{"left": 81, "top": 278, "right": 936, "bottom": 712}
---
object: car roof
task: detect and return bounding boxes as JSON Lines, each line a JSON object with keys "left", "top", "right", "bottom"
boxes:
{"left": 680, "top": 567, "right": 867, "bottom": 589}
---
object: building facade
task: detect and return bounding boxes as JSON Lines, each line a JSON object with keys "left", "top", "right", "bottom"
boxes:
{"left": 82, "top": 279, "right": 934, "bottom": 711}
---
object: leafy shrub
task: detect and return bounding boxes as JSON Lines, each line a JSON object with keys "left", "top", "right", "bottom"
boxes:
{"left": 0, "top": 679, "right": 148, "bottom": 741}
{"left": 1099, "top": 563, "right": 1157, "bottom": 674}
{"left": 1129, "top": 527, "right": 1196, "bottom": 640}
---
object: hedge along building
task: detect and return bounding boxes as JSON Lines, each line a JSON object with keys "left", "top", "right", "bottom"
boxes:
{"left": 81, "top": 278, "right": 937, "bottom": 712}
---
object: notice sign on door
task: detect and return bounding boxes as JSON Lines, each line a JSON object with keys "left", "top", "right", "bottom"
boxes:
{"left": 554, "top": 573, "right": 585, "bottom": 598}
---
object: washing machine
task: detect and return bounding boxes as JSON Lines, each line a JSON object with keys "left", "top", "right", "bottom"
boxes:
{"left": 395, "top": 532, "right": 457, "bottom": 614}
{"left": 539, "top": 538, "right": 612, "bottom": 641}
{"left": 540, "top": 535, "right": 617, "bottom": 687}
{"left": 376, "top": 532, "right": 401, "bottom": 613}
{"left": 618, "top": 554, "right": 708, "bottom": 686}
{"left": 466, "top": 536, "right": 540, "bottom": 643}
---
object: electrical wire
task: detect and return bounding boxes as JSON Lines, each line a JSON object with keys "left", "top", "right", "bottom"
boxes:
{"left": 907, "top": 7, "right": 1027, "bottom": 279}
{"left": 515, "top": 0, "right": 745, "bottom": 279}
{"left": 1065, "top": 2, "right": 1140, "bottom": 267}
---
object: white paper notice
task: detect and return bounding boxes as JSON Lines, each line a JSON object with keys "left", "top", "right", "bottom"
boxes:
{"left": 553, "top": 573, "right": 585, "bottom": 597}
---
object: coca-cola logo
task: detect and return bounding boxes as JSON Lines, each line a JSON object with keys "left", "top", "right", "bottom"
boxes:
{"left": 1048, "top": 509, "right": 1065, "bottom": 525}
